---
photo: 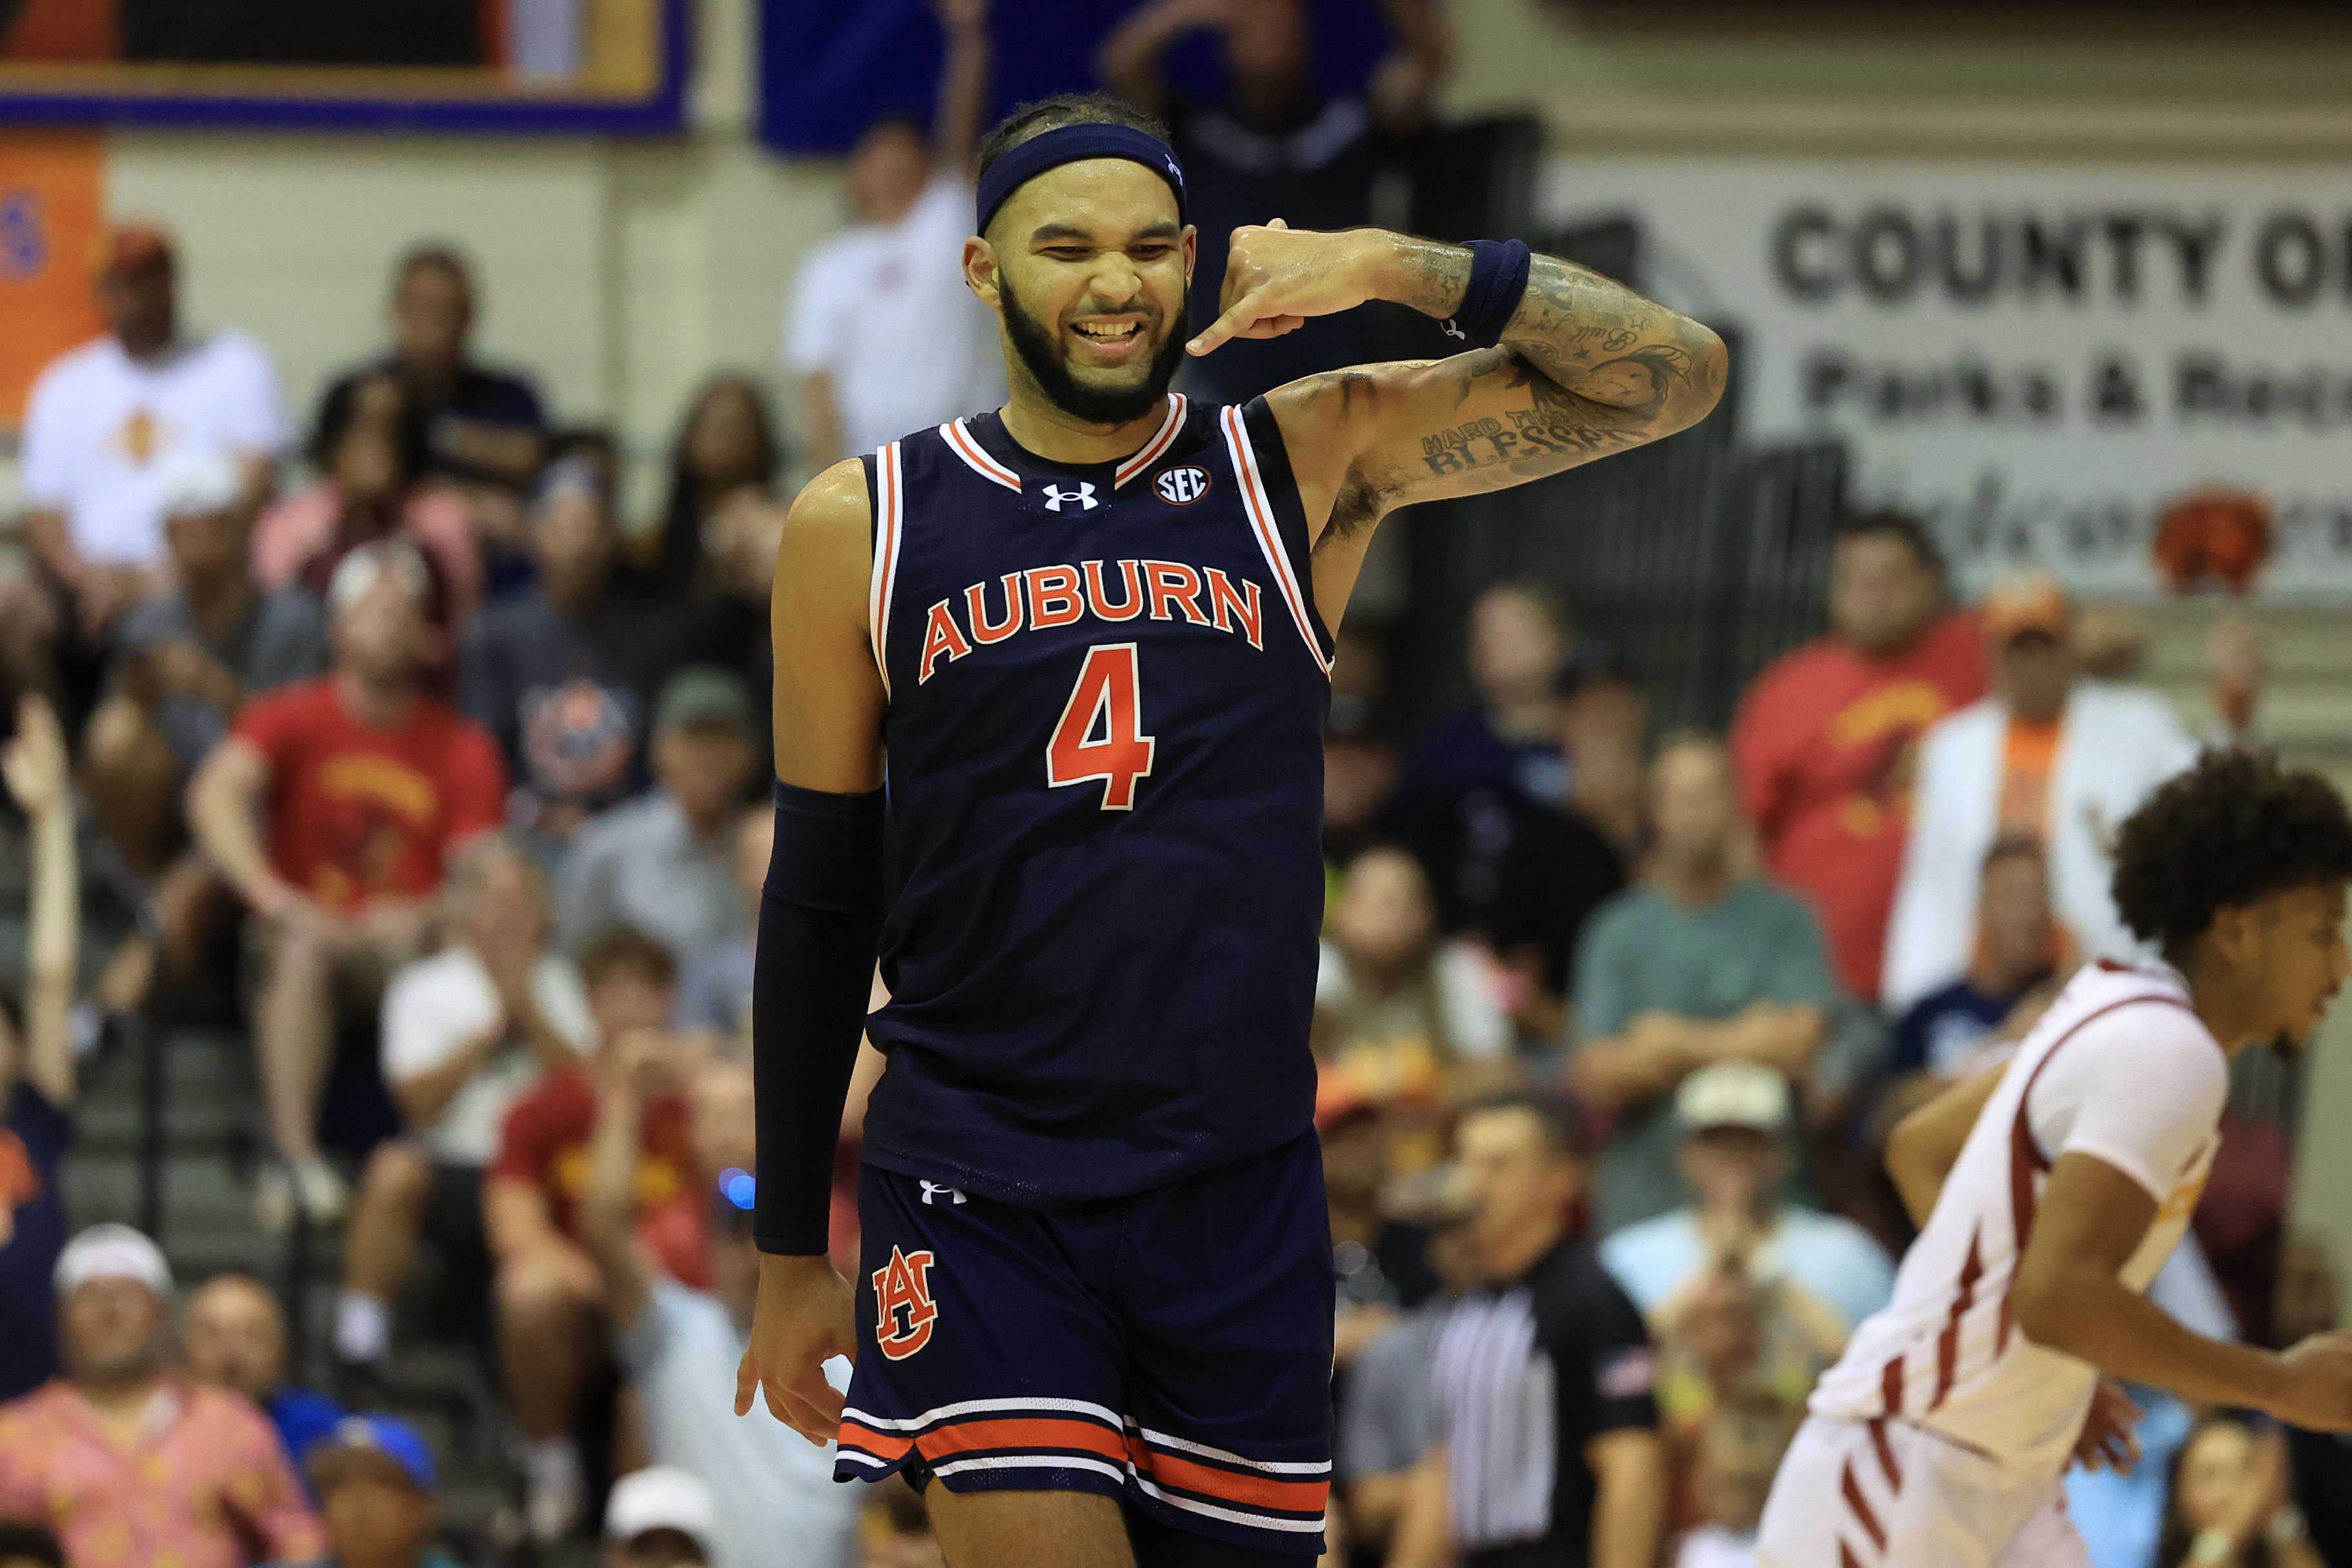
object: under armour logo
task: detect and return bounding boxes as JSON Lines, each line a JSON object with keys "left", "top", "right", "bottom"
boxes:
{"left": 1440, "top": 317, "right": 1466, "bottom": 341}
{"left": 919, "top": 1181, "right": 967, "bottom": 1206}
{"left": 1042, "top": 481, "right": 1099, "bottom": 513}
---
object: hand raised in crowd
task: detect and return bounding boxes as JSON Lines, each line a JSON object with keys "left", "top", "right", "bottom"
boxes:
{"left": 602, "top": 1026, "right": 678, "bottom": 1105}
{"left": 152, "top": 638, "right": 240, "bottom": 709}
{"left": 1, "top": 695, "right": 70, "bottom": 821}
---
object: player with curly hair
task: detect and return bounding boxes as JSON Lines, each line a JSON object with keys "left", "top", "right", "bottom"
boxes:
{"left": 1760, "top": 747, "right": 2352, "bottom": 1568}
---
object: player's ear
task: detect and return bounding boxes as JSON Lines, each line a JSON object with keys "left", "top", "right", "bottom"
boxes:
{"left": 1181, "top": 224, "right": 1198, "bottom": 290}
{"left": 964, "top": 236, "right": 1002, "bottom": 308}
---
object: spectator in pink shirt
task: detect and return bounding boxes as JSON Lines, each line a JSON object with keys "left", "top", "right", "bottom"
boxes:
{"left": 0, "top": 1225, "right": 323, "bottom": 1568}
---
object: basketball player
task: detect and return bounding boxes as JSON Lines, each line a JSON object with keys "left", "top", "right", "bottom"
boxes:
{"left": 732, "top": 93, "right": 1725, "bottom": 1568}
{"left": 1758, "top": 747, "right": 2352, "bottom": 1568}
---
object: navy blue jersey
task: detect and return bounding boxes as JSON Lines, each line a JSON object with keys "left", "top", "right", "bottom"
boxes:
{"left": 858, "top": 393, "right": 1332, "bottom": 1205}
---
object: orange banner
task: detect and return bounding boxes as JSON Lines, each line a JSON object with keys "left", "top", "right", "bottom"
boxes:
{"left": 0, "top": 131, "right": 104, "bottom": 434}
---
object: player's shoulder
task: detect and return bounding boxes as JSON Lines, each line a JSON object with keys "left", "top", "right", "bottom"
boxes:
{"left": 777, "top": 457, "right": 875, "bottom": 558}
{"left": 2035, "top": 961, "right": 2218, "bottom": 1071}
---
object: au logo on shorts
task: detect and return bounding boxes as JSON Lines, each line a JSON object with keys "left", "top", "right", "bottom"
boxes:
{"left": 873, "top": 1245, "right": 940, "bottom": 1360}
{"left": 1153, "top": 465, "right": 1211, "bottom": 505}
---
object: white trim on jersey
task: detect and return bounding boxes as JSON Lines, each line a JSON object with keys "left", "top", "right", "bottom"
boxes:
{"left": 869, "top": 441, "right": 906, "bottom": 699}
{"left": 1113, "top": 394, "right": 1189, "bottom": 488}
{"left": 1219, "top": 405, "right": 1333, "bottom": 678}
{"left": 941, "top": 419, "right": 1023, "bottom": 490}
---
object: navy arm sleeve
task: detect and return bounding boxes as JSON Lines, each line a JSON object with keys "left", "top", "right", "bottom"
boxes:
{"left": 751, "top": 780, "right": 887, "bottom": 1256}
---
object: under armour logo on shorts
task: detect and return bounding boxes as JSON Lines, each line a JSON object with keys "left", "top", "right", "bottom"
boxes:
{"left": 1042, "top": 482, "right": 1099, "bottom": 513}
{"left": 920, "top": 1181, "right": 967, "bottom": 1205}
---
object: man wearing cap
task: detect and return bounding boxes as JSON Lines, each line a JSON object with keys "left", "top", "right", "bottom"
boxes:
{"left": 1600, "top": 1063, "right": 1893, "bottom": 1338}
{"left": 603, "top": 1466, "right": 721, "bottom": 1568}
{"left": 0, "top": 1225, "right": 323, "bottom": 1568}
{"left": 1882, "top": 568, "right": 2200, "bottom": 1010}
{"left": 283, "top": 1414, "right": 463, "bottom": 1568}
{"left": 556, "top": 667, "right": 761, "bottom": 961}
{"left": 188, "top": 543, "right": 507, "bottom": 1231}
{"left": 1, "top": 223, "right": 287, "bottom": 718}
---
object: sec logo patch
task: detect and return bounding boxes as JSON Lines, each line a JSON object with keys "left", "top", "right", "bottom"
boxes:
{"left": 1153, "top": 465, "right": 1212, "bottom": 505}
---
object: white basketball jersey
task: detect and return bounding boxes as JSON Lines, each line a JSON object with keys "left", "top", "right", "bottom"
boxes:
{"left": 1810, "top": 961, "right": 2228, "bottom": 1472}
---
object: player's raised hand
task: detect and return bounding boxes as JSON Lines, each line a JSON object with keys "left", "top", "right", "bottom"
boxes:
{"left": 1188, "top": 220, "right": 1377, "bottom": 357}
{"left": 736, "top": 1252, "right": 858, "bottom": 1446}
{"left": 2267, "top": 1331, "right": 2352, "bottom": 1431}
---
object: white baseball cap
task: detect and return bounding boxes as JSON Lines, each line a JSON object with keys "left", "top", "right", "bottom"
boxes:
{"left": 605, "top": 1465, "right": 716, "bottom": 1551}
{"left": 1672, "top": 1062, "right": 1792, "bottom": 1134}
{"left": 54, "top": 1223, "right": 173, "bottom": 1297}
{"left": 154, "top": 446, "right": 244, "bottom": 521}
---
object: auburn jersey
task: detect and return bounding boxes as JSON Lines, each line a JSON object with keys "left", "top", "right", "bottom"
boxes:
{"left": 856, "top": 393, "right": 1333, "bottom": 1203}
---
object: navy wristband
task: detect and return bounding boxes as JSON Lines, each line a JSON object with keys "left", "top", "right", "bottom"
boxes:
{"left": 1442, "top": 238, "right": 1533, "bottom": 350}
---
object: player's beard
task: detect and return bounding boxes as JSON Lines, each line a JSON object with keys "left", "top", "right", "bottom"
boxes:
{"left": 999, "top": 272, "right": 1188, "bottom": 428}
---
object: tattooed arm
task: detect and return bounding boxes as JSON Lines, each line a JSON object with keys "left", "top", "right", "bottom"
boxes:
{"left": 1186, "top": 223, "right": 1726, "bottom": 621}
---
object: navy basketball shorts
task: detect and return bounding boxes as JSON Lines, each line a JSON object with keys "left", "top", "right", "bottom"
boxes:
{"left": 833, "top": 1131, "right": 1335, "bottom": 1556}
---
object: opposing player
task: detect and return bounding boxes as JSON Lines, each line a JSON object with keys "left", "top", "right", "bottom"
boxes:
{"left": 733, "top": 93, "right": 1724, "bottom": 1567}
{"left": 1758, "top": 747, "right": 2352, "bottom": 1568}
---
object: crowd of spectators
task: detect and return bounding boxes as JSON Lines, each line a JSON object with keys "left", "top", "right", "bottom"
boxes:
{"left": 0, "top": 1, "right": 2335, "bottom": 1564}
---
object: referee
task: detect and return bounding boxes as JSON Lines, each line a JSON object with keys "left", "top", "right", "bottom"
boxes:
{"left": 1389, "top": 1094, "right": 1667, "bottom": 1568}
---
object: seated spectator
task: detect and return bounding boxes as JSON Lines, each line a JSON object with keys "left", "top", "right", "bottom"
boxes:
{"left": 1, "top": 223, "right": 285, "bottom": 720}
{"left": 0, "top": 698, "right": 78, "bottom": 1402}
{"left": 188, "top": 543, "right": 507, "bottom": 1230}
{"left": 0, "top": 1225, "right": 323, "bottom": 1568}
{"left": 583, "top": 1032, "right": 860, "bottom": 1568}
{"left": 461, "top": 456, "right": 702, "bottom": 840}
{"left": 252, "top": 370, "right": 481, "bottom": 637}
{"left": 1387, "top": 1095, "right": 1664, "bottom": 1568}
{"left": 603, "top": 1466, "right": 722, "bottom": 1568}
{"left": 634, "top": 375, "right": 782, "bottom": 598}
{"left": 82, "top": 447, "right": 323, "bottom": 1018}
{"left": 1398, "top": 582, "right": 1574, "bottom": 834}
{"left": 1335, "top": 1225, "right": 1477, "bottom": 1565}
{"left": 182, "top": 1273, "right": 345, "bottom": 1480}
{"left": 486, "top": 927, "right": 702, "bottom": 1545}
{"left": 1322, "top": 628, "right": 1404, "bottom": 873}
{"left": 1883, "top": 837, "right": 2062, "bottom": 1098}
{"left": 1570, "top": 736, "right": 1857, "bottom": 1235}
{"left": 1559, "top": 650, "right": 1651, "bottom": 867}
{"left": 325, "top": 245, "right": 547, "bottom": 494}
{"left": 557, "top": 669, "right": 760, "bottom": 960}
{"left": 1602, "top": 1063, "right": 1894, "bottom": 1336}
{"left": 1314, "top": 845, "right": 1512, "bottom": 1166}
{"left": 290, "top": 1413, "right": 463, "bottom": 1568}
{"left": 0, "top": 1523, "right": 62, "bottom": 1568}
{"left": 2158, "top": 1414, "right": 2321, "bottom": 1568}
{"left": 336, "top": 835, "right": 591, "bottom": 1376}
{"left": 1883, "top": 569, "right": 2199, "bottom": 1009}
{"left": 1730, "top": 510, "right": 1985, "bottom": 1003}
{"left": 671, "top": 805, "right": 771, "bottom": 1057}
{"left": 1323, "top": 1092, "right": 1439, "bottom": 1367}
{"left": 1672, "top": 1398, "right": 1796, "bottom": 1568}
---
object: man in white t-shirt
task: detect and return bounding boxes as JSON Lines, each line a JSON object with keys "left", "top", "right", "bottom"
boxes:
{"left": 332, "top": 835, "right": 592, "bottom": 1378}
{"left": 1758, "top": 749, "right": 2352, "bottom": 1568}
{"left": 3, "top": 225, "right": 287, "bottom": 708}
{"left": 782, "top": 0, "right": 1006, "bottom": 466}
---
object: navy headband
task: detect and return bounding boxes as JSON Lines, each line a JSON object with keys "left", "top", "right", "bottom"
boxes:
{"left": 975, "top": 123, "right": 1187, "bottom": 238}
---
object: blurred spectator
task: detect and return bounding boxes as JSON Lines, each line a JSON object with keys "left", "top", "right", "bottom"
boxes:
{"left": 289, "top": 1414, "right": 463, "bottom": 1568}
{"left": 0, "top": 698, "right": 78, "bottom": 1402}
{"left": 461, "top": 456, "right": 702, "bottom": 839}
{"left": 334, "top": 836, "right": 591, "bottom": 1376}
{"left": 486, "top": 927, "right": 702, "bottom": 1545}
{"left": 1313, "top": 846, "right": 1512, "bottom": 1167}
{"left": 1558, "top": 654, "right": 1650, "bottom": 868}
{"left": 1097, "top": 0, "right": 1449, "bottom": 405}
{"left": 2, "top": 223, "right": 285, "bottom": 716}
{"left": 556, "top": 668, "right": 760, "bottom": 961}
{"left": 1386, "top": 1096, "right": 1663, "bottom": 1568}
{"left": 671, "top": 805, "right": 772, "bottom": 1057}
{"left": 183, "top": 1273, "right": 345, "bottom": 1480}
{"left": 0, "top": 1225, "right": 323, "bottom": 1568}
{"left": 187, "top": 543, "right": 507, "bottom": 1231}
{"left": 1601, "top": 1064, "right": 1892, "bottom": 1337}
{"left": 1730, "top": 511, "right": 1985, "bottom": 1003}
{"left": 1883, "top": 837, "right": 2059, "bottom": 1091}
{"left": 1671, "top": 1398, "right": 1794, "bottom": 1568}
{"left": 635, "top": 376, "right": 784, "bottom": 598}
{"left": 83, "top": 448, "right": 323, "bottom": 1020}
{"left": 603, "top": 1465, "right": 721, "bottom": 1568}
{"left": 1570, "top": 737, "right": 1852, "bottom": 1235}
{"left": 1335, "top": 1225, "right": 1477, "bottom": 1563}
{"left": 1401, "top": 583, "right": 1574, "bottom": 825}
{"left": 322, "top": 245, "right": 547, "bottom": 493}
{"left": 1323, "top": 1095, "right": 1439, "bottom": 1368}
{"left": 1883, "top": 568, "right": 2198, "bottom": 1010}
{"left": 1322, "top": 628, "right": 1404, "bottom": 873}
{"left": 252, "top": 372, "right": 482, "bottom": 634}
{"left": 0, "top": 1523, "right": 62, "bottom": 1568}
{"left": 583, "top": 1032, "right": 860, "bottom": 1568}
{"left": 2273, "top": 1233, "right": 2352, "bottom": 1566}
{"left": 784, "top": 0, "right": 1004, "bottom": 467}
{"left": 2157, "top": 1414, "right": 2321, "bottom": 1568}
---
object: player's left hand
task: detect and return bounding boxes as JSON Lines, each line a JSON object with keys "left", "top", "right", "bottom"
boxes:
{"left": 736, "top": 1252, "right": 858, "bottom": 1446}
{"left": 1188, "top": 220, "right": 1378, "bottom": 357}
{"left": 2070, "top": 1378, "right": 2142, "bottom": 1474}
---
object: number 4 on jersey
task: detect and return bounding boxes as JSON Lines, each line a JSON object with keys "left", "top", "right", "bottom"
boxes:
{"left": 1046, "top": 643, "right": 1157, "bottom": 810}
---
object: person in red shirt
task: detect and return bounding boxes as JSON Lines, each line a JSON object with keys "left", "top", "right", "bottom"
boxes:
{"left": 485, "top": 925, "right": 703, "bottom": 1547}
{"left": 1730, "top": 512, "right": 1985, "bottom": 1003}
{"left": 187, "top": 540, "right": 504, "bottom": 1232}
